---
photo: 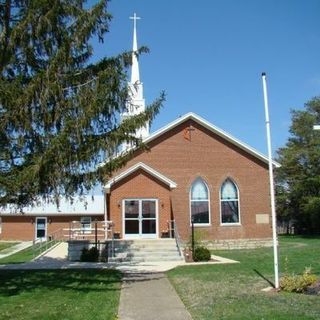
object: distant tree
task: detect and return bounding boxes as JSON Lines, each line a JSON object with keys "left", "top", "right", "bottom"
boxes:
{"left": 276, "top": 96, "right": 320, "bottom": 234}
{"left": 0, "top": 0, "right": 164, "bottom": 207}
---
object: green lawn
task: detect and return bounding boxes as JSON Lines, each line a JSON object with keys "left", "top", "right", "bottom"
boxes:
{"left": 0, "top": 242, "right": 18, "bottom": 252}
{"left": 0, "top": 269, "right": 121, "bottom": 320}
{"left": 167, "top": 236, "right": 320, "bottom": 320}
{"left": 0, "top": 241, "right": 59, "bottom": 264}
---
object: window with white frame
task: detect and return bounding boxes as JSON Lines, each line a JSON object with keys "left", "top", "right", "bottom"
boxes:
{"left": 80, "top": 217, "right": 92, "bottom": 234}
{"left": 190, "top": 178, "right": 210, "bottom": 224}
{"left": 220, "top": 179, "right": 240, "bottom": 224}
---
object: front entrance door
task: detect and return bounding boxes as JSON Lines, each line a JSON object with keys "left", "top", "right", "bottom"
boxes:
{"left": 35, "top": 217, "right": 47, "bottom": 241}
{"left": 123, "top": 199, "right": 158, "bottom": 239}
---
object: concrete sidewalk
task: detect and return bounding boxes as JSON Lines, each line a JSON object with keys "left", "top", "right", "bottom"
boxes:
{"left": 0, "top": 241, "right": 33, "bottom": 259}
{"left": 118, "top": 272, "right": 192, "bottom": 320}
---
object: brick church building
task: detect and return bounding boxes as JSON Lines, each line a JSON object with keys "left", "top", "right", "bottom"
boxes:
{"left": 0, "top": 14, "right": 277, "bottom": 248}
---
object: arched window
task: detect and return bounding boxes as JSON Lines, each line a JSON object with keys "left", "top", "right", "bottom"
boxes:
{"left": 220, "top": 179, "right": 240, "bottom": 224}
{"left": 190, "top": 178, "right": 210, "bottom": 224}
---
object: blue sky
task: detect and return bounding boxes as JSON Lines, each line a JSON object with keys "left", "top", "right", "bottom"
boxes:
{"left": 93, "top": 0, "right": 320, "bottom": 156}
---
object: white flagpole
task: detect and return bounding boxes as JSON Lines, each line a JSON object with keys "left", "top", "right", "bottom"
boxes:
{"left": 261, "top": 72, "right": 279, "bottom": 289}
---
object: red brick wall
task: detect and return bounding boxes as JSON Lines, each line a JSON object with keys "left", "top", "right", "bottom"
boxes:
{"left": 108, "top": 119, "right": 272, "bottom": 241}
{"left": 0, "top": 215, "right": 103, "bottom": 241}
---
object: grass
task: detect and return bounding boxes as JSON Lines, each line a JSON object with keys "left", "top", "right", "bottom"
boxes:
{"left": 0, "top": 269, "right": 121, "bottom": 320}
{"left": 167, "top": 236, "right": 320, "bottom": 320}
{"left": 0, "top": 240, "right": 59, "bottom": 264}
{"left": 0, "top": 242, "right": 18, "bottom": 252}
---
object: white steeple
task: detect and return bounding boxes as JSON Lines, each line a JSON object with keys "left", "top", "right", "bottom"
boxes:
{"left": 130, "top": 12, "right": 140, "bottom": 84}
{"left": 120, "top": 13, "right": 149, "bottom": 151}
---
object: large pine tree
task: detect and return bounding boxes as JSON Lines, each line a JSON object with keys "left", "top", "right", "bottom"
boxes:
{"left": 0, "top": 0, "right": 164, "bottom": 206}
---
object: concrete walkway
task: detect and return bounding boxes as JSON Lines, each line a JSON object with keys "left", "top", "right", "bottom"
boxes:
{"left": 0, "top": 253, "right": 238, "bottom": 271}
{"left": 0, "top": 241, "right": 33, "bottom": 259}
{"left": 37, "top": 242, "right": 68, "bottom": 260}
{"left": 118, "top": 272, "right": 192, "bottom": 320}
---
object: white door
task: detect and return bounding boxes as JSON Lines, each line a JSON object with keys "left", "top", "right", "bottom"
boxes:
{"left": 123, "top": 199, "right": 158, "bottom": 239}
{"left": 35, "top": 217, "right": 47, "bottom": 241}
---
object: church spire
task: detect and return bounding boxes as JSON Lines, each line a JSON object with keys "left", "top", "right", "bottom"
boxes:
{"left": 130, "top": 13, "right": 140, "bottom": 84}
{"left": 120, "top": 13, "right": 148, "bottom": 152}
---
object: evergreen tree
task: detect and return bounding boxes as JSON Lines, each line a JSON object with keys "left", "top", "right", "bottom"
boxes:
{"left": 0, "top": 0, "right": 164, "bottom": 207}
{"left": 276, "top": 96, "right": 320, "bottom": 234}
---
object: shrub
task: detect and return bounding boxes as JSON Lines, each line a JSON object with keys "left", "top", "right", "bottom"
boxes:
{"left": 280, "top": 267, "right": 318, "bottom": 293}
{"left": 80, "top": 247, "right": 99, "bottom": 262}
{"left": 193, "top": 246, "right": 211, "bottom": 262}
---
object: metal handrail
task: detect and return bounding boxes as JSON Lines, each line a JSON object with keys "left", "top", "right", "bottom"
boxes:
{"left": 107, "top": 221, "right": 115, "bottom": 258}
{"left": 32, "top": 228, "right": 67, "bottom": 259}
{"left": 168, "top": 219, "right": 183, "bottom": 256}
{"left": 32, "top": 236, "right": 60, "bottom": 259}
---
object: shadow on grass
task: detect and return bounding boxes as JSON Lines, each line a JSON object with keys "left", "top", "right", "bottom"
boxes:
{"left": 279, "top": 234, "right": 320, "bottom": 240}
{"left": 0, "top": 269, "right": 121, "bottom": 297}
{"left": 253, "top": 269, "right": 275, "bottom": 288}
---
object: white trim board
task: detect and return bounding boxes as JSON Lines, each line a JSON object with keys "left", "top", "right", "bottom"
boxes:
{"left": 104, "top": 162, "right": 177, "bottom": 193}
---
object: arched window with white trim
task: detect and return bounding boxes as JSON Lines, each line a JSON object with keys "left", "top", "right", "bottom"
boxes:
{"left": 190, "top": 178, "right": 210, "bottom": 225}
{"left": 220, "top": 178, "right": 240, "bottom": 224}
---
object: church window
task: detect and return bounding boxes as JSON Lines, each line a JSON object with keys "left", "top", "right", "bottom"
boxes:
{"left": 190, "top": 178, "right": 210, "bottom": 225}
{"left": 220, "top": 179, "right": 240, "bottom": 224}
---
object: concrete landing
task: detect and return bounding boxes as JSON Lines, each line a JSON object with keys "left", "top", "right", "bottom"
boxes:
{"left": 0, "top": 253, "right": 238, "bottom": 272}
{"left": 118, "top": 272, "right": 192, "bottom": 320}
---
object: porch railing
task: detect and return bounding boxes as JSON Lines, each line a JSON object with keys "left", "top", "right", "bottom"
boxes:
{"left": 65, "top": 220, "right": 115, "bottom": 258}
{"left": 32, "top": 220, "right": 115, "bottom": 259}
{"left": 63, "top": 220, "right": 114, "bottom": 240}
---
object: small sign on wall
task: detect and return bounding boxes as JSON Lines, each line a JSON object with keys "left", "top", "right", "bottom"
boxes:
{"left": 256, "top": 214, "right": 270, "bottom": 224}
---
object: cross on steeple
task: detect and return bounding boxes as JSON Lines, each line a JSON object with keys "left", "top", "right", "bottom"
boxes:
{"left": 129, "top": 13, "right": 141, "bottom": 36}
{"left": 129, "top": 13, "right": 141, "bottom": 84}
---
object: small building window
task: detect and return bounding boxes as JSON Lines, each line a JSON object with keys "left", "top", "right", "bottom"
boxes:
{"left": 220, "top": 179, "right": 240, "bottom": 224}
{"left": 80, "top": 217, "right": 92, "bottom": 234}
{"left": 190, "top": 178, "right": 210, "bottom": 225}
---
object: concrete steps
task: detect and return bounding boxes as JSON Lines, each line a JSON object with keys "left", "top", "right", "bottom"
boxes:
{"left": 110, "top": 239, "right": 183, "bottom": 263}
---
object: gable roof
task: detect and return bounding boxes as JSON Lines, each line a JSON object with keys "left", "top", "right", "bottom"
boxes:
{"left": 143, "top": 112, "right": 280, "bottom": 167}
{"left": 0, "top": 195, "right": 104, "bottom": 216}
{"left": 104, "top": 162, "right": 177, "bottom": 193}
{"left": 99, "top": 112, "right": 280, "bottom": 168}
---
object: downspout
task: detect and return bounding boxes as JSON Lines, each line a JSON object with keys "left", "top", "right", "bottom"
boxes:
{"left": 103, "top": 189, "right": 108, "bottom": 240}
